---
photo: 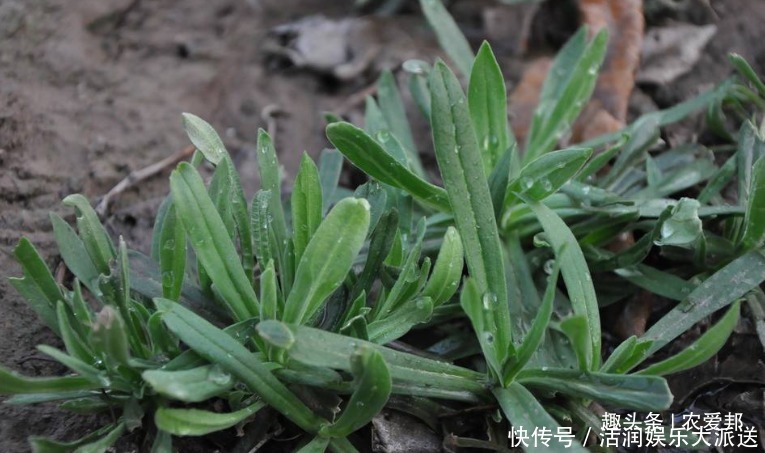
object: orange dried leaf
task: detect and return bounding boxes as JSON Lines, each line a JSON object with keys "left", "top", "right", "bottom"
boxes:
{"left": 573, "top": 0, "right": 644, "bottom": 142}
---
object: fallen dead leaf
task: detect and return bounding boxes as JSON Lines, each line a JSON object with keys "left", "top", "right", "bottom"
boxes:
{"left": 572, "top": 0, "right": 644, "bottom": 142}
{"left": 637, "top": 23, "right": 718, "bottom": 85}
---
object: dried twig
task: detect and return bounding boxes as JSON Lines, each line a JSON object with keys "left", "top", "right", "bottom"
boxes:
{"left": 96, "top": 145, "right": 195, "bottom": 217}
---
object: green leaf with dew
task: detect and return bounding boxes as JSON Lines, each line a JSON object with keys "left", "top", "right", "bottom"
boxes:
{"left": 282, "top": 197, "right": 370, "bottom": 325}
{"left": 155, "top": 402, "right": 265, "bottom": 437}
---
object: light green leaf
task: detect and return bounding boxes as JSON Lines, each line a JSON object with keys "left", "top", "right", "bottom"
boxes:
{"left": 9, "top": 238, "right": 64, "bottom": 335}
{"left": 469, "top": 41, "right": 511, "bottom": 172}
{"left": 367, "top": 297, "right": 433, "bottom": 345}
{"left": 143, "top": 365, "right": 233, "bottom": 402}
{"left": 505, "top": 147, "right": 592, "bottom": 206}
{"left": 559, "top": 315, "right": 592, "bottom": 371}
{"left": 63, "top": 194, "right": 116, "bottom": 275}
{"left": 170, "top": 162, "right": 259, "bottom": 321}
{"left": 155, "top": 402, "right": 265, "bottom": 436}
{"left": 654, "top": 198, "right": 702, "bottom": 247}
{"left": 90, "top": 306, "right": 130, "bottom": 369}
{"left": 257, "top": 321, "right": 487, "bottom": 396}
{"left": 421, "top": 227, "right": 463, "bottom": 306}
{"left": 524, "top": 28, "right": 607, "bottom": 162}
{"left": 182, "top": 113, "right": 225, "bottom": 165}
{"left": 292, "top": 153, "right": 323, "bottom": 264}
{"left": 282, "top": 198, "right": 370, "bottom": 325}
{"left": 419, "top": 0, "right": 474, "bottom": 77}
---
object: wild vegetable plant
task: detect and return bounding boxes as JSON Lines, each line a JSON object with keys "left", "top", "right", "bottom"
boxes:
{"left": 3, "top": 8, "right": 765, "bottom": 453}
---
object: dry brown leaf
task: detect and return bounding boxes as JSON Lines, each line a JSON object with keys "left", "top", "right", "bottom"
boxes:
{"left": 509, "top": 0, "right": 645, "bottom": 145}
{"left": 572, "top": 0, "right": 644, "bottom": 142}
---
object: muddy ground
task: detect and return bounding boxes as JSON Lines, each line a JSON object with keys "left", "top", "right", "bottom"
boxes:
{"left": 1, "top": 0, "right": 764, "bottom": 451}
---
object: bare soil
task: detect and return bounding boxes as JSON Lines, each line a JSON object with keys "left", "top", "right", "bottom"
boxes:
{"left": 1, "top": 0, "right": 764, "bottom": 451}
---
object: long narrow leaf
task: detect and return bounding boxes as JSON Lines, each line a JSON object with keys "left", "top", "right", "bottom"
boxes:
{"left": 282, "top": 198, "right": 370, "bottom": 325}
{"left": 430, "top": 60, "right": 511, "bottom": 365}
{"left": 639, "top": 302, "right": 741, "bottom": 376}
{"left": 155, "top": 402, "right": 265, "bottom": 436}
{"left": 522, "top": 197, "right": 601, "bottom": 368}
{"left": 327, "top": 122, "right": 450, "bottom": 211}
{"left": 494, "top": 384, "right": 587, "bottom": 453}
{"left": 419, "top": 0, "right": 473, "bottom": 77}
{"left": 170, "top": 162, "right": 258, "bottom": 321}
{"left": 292, "top": 153, "right": 323, "bottom": 264}
{"left": 469, "top": 41, "right": 511, "bottom": 172}
{"left": 156, "top": 299, "right": 325, "bottom": 432}
{"left": 516, "top": 368, "right": 672, "bottom": 411}
{"left": 320, "top": 347, "right": 391, "bottom": 438}
{"left": 642, "top": 250, "right": 765, "bottom": 358}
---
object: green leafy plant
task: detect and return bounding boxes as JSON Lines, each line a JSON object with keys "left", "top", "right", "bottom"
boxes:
{"left": 3, "top": 5, "right": 765, "bottom": 453}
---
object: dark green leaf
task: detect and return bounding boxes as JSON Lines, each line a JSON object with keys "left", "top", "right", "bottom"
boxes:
{"left": 430, "top": 60, "right": 511, "bottom": 366}
{"left": 639, "top": 302, "right": 741, "bottom": 376}
{"left": 320, "top": 347, "right": 391, "bottom": 437}
{"left": 522, "top": 197, "right": 600, "bottom": 368}
{"left": 377, "top": 70, "right": 424, "bottom": 176}
{"left": 502, "top": 257, "right": 559, "bottom": 384}
{"left": 157, "top": 203, "right": 186, "bottom": 300}
{"left": 50, "top": 213, "right": 101, "bottom": 296}
{"left": 642, "top": 250, "right": 765, "bottom": 359}
{"left": 327, "top": 122, "right": 450, "bottom": 211}
{"left": 524, "top": 28, "right": 607, "bottom": 161}
{"left": 157, "top": 299, "right": 325, "bottom": 432}
{"left": 494, "top": 384, "right": 587, "bottom": 453}
{"left": 517, "top": 368, "right": 672, "bottom": 411}
{"left": 62, "top": 194, "right": 115, "bottom": 275}
{"left": 318, "top": 149, "right": 344, "bottom": 215}
{"left": 741, "top": 156, "right": 765, "bottom": 250}
{"left": 0, "top": 365, "right": 99, "bottom": 394}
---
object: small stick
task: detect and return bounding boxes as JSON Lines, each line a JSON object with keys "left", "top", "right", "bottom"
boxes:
{"left": 334, "top": 81, "right": 378, "bottom": 117}
{"left": 261, "top": 104, "right": 284, "bottom": 139}
{"left": 96, "top": 145, "right": 195, "bottom": 217}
